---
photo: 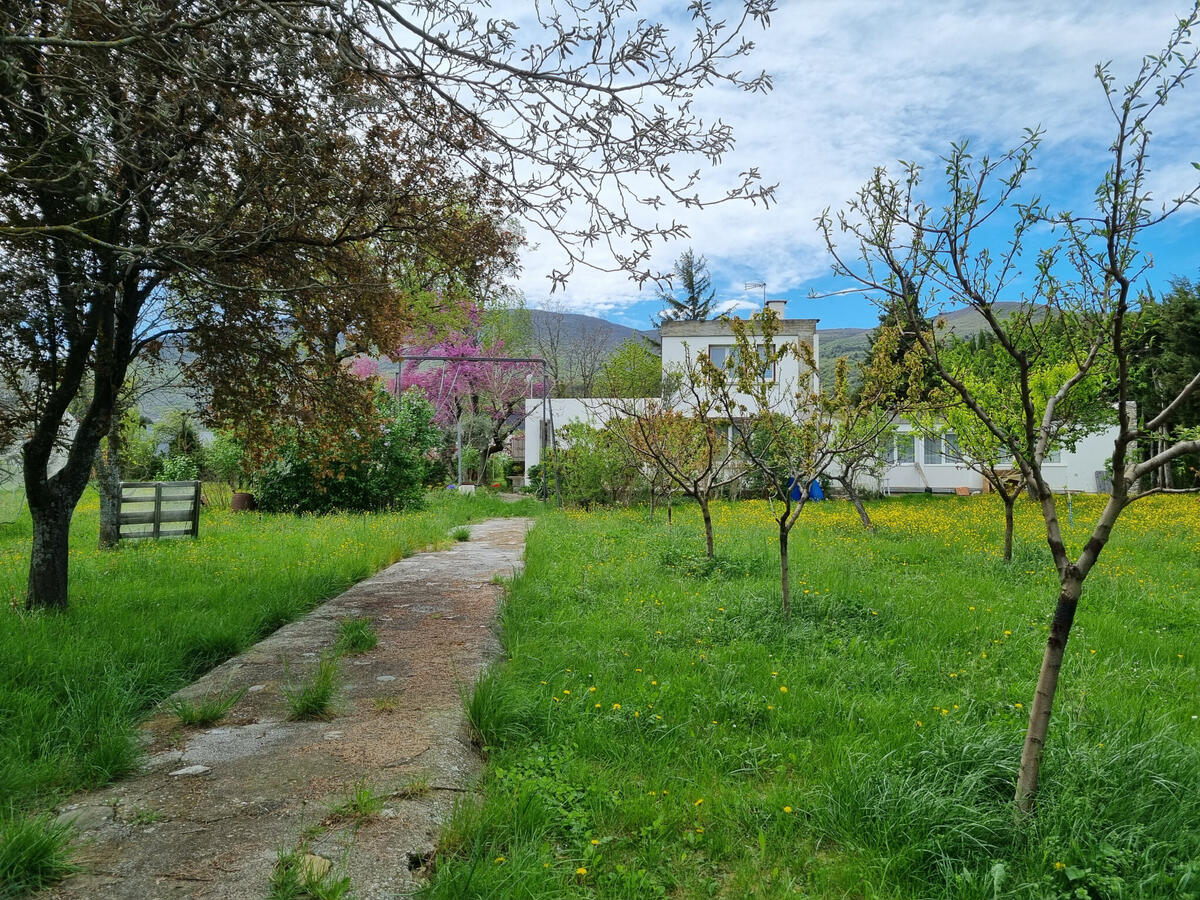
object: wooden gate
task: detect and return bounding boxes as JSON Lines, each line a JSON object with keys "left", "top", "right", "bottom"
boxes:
{"left": 119, "top": 481, "right": 202, "bottom": 540}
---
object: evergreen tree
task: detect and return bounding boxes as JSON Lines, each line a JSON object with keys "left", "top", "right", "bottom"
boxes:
{"left": 653, "top": 249, "right": 715, "bottom": 325}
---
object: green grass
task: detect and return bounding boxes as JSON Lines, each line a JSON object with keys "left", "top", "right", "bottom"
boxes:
{"left": 0, "top": 814, "right": 76, "bottom": 899}
{"left": 451, "top": 525, "right": 472, "bottom": 542}
{"left": 283, "top": 655, "right": 341, "bottom": 721}
{"left": 165, "top": 685, "right": 247, "bottom": 727}
{"left": 0, "top": 488, "right": 537, "bottom": 894}
{"left": 334, "top": 617, "right": 378, "bottom": 655}
{"left": 424, "top": 494, "right": 1200, "bottom": 899}
{"left": 268, "top": 848, "right": 352, "bottom": 900}
{"left": 327, "top": 778, "right": 385, "bottom": 824}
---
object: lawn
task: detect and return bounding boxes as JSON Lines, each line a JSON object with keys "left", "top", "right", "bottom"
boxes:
{"left": 426, "top": 493, "right": 1200, "bottom": 899}
{"left": 0, "top": 491, "right": 537, "bottom": 864}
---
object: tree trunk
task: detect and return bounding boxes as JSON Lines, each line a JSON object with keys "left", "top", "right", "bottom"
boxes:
{"left": 97, "top": 419, "right": 122, "bottom": 549}
{"left": 1002, "top": 495, "right": 1015, "bottom": 562}
{"left": 845, "top": 480, "right": 872, "bottom": 530}
{"left": 26, "top": 492, "right": 73, "bottom": 611}
{"left": 1014, "top": 572, "right": 1082, "bottom": 812}
{"left": 667, "top": 492, "right": 672, "bottom": 526}
{"left": 778, "top": 519, "right": 791, "bottom": 621}
{"left": 700, "top": 497, "right": 714, "bottom": 557}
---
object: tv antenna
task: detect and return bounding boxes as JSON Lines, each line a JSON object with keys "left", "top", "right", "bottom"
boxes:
{"left": 744, "top": 281, "right": 766, "bottom": 305}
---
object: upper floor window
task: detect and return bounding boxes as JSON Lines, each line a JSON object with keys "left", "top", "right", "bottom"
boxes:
{"left": 709, "top": 344, "right": 736, "bottom": 369}
{"left": 708, "top": 344, "right": 775, "bottom": 381}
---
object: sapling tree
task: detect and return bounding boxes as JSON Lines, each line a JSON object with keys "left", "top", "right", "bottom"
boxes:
{"left": 914, "top": 322, "right": 1115, "bottom": 560}
{"left": 826, "top": 416, "right": 896, "bottom": 530}
{"left": 599, "top": 352, "right": 744, "bottom": 557}
{"left": 700, "top": 310, "right": 915, "bottom": 617}
{"left": 819, "top": 13, "right": 1200, "bottom": 811}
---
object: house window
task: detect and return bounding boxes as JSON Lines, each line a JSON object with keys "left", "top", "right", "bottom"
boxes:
{"left": 757, "top": 344, "right": 776, "bottom": 382}
{"left": 923, "top": 436, "right": 942, "bottom": 465}
{"left": 943, "top": 432, "right": 960, "bottom": 463}
{"left": 708, "top": 344, "right": 774, "bottom": 381}
{"left": 1046, "top": 446, "right": 1062, "bottom": 463}
{"left": 893, "top": 434, "right": 915, "bottom": 464}
{"left": 709, "top": 345, "right": 736, "bottom": 368}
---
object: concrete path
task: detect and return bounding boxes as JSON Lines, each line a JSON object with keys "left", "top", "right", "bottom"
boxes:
{"left": 44, "top": 517, "right": 533, "bottom": 900}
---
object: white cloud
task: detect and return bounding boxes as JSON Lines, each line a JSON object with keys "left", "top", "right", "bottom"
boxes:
{"left": 502, "top": 1, "right": 1200, "bottom": 320}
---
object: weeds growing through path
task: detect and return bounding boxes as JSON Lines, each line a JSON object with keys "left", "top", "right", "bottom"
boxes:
{"left": 334, "top": 617, "right": 378, "bottom": 655}
{"left": 283, "top": 655, "right": 340, "bottom": 721}
{"left": 166, "top": 686, "right": 247, "bottom": 727}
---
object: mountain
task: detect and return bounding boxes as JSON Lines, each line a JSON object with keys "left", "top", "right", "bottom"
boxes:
{"left": 525, "top": 308, "right": 657, "bottom": 350}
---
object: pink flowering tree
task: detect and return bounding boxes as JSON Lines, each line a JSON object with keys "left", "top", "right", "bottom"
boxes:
{"left": 397, "top": 332, "right": 545, "bottom": 485}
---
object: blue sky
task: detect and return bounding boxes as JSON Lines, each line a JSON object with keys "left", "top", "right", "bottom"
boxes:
{"left": 504, "top": 1, "right": 1200, "bottom": 332}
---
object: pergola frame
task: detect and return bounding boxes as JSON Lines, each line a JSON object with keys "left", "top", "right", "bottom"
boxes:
{"left": 391, "top": 354, "right": 561, "bottom": 504}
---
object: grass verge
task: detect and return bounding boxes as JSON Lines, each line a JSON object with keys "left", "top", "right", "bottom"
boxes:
{"left": 423, "top": 494, "right": 1200, "bottom": 899}
{"left": 0, "top": 489, "right": 537, "bottom": 895}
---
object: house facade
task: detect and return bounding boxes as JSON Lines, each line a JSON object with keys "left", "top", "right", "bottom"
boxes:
{"left": 521, "top": 301, "right": 1118, "bottom": 494}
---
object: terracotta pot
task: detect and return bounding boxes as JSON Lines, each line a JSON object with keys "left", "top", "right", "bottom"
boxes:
{"left": 231, "top": 491, "right": 257, "bottom": 512}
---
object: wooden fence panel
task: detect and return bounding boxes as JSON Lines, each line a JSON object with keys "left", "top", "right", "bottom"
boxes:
{"left": 119, "top": 480, "right": 201, "bottom": 540}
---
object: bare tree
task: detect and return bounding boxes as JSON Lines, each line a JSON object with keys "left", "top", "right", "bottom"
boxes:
{"left": 819, "top": 13, "right": 1200, "bottom": 811}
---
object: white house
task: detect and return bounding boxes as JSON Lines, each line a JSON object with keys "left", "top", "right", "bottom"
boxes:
{"left": 522, "top": 301, "right": 1118, "bottom": 494}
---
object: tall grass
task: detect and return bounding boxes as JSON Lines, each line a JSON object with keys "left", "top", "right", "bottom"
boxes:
{"left": 0, "top": 491, "right": 536, "bottom": 816}
{"left": 424, "top": 494, "right": 1200, "bottom": 899}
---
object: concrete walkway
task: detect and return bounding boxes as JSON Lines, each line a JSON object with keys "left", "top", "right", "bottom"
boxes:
{"left": 44, "top": 517, "right": 533, "bottom": 900}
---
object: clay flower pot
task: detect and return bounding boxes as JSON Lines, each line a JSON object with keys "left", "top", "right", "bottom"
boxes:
{"left": 231, "top": 491, "right": 257, "bottom": 512}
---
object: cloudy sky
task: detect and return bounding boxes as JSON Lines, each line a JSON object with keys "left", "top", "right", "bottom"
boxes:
{"left": 499, "top": 1, "right": 1200, "bottom": 331}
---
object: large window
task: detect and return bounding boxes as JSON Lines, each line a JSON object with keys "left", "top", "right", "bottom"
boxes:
{"left": 921, "top": 432, "right": 961, "bottom": 464}
{"left": 892, "top": 434, "right": 916, "bottom": 464}
{"left": 923, "top": 435, "right": 942, "bottom": 465}
{"left": 708, "top": 344, "right": 775, "bottom": 381}
{"left": 943, "top": 432, "right": 960, "bottom": 463}
{"left": 708, "top": 344, "right": 736, "bottom": 368}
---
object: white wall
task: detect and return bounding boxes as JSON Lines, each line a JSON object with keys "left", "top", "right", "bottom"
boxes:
{"left": 659, "top": 318, "right": 820, "bottom": 409}
{"left": 522, "top": 398, "right": 622, "bottom": 478}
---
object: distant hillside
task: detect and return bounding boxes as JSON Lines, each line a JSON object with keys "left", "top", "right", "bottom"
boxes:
{"left": 525, "top": 308, "right": 657, "bottom": 350}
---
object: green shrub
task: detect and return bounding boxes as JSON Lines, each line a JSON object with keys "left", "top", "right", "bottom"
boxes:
{"left": 156, "top": 454, "right": 199, "bottom": 481}
{"left": 255, "top": 390, "right": 440, "bottom": 514}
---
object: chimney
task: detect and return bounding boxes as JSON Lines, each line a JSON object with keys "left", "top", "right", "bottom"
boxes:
{"left": 765, "top": 299, "right": 787, "bottom": 318}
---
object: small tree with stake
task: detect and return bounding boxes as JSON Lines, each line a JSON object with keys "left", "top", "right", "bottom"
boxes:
{"left": 819, "top": 13, "right": 1200, "bottom": 812}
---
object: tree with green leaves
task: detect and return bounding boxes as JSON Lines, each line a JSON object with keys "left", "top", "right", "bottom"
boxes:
{"left": 820, "top": 14, "right": 1200, "bottom": 811}
{"left": 653, "top": 249, "right": 717, "bottom": 326}
{"left": 599, "top": 349, "right": 744, "bottom": 557}
{"left": 915, "top": 320, "right": 1116, "bottom": 561}
{"left": 700, "top": 310, "right": 916, "bottom": 617}
{"left": 1130, "top": 277, "right": 1200, "bottom": 488}
{"left": 596, "top": 340, "right": 663, "bottom": 398}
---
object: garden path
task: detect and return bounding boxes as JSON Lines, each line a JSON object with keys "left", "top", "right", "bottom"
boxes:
{"left": 43, "top": 516, "right": 533, "bottom": 900}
